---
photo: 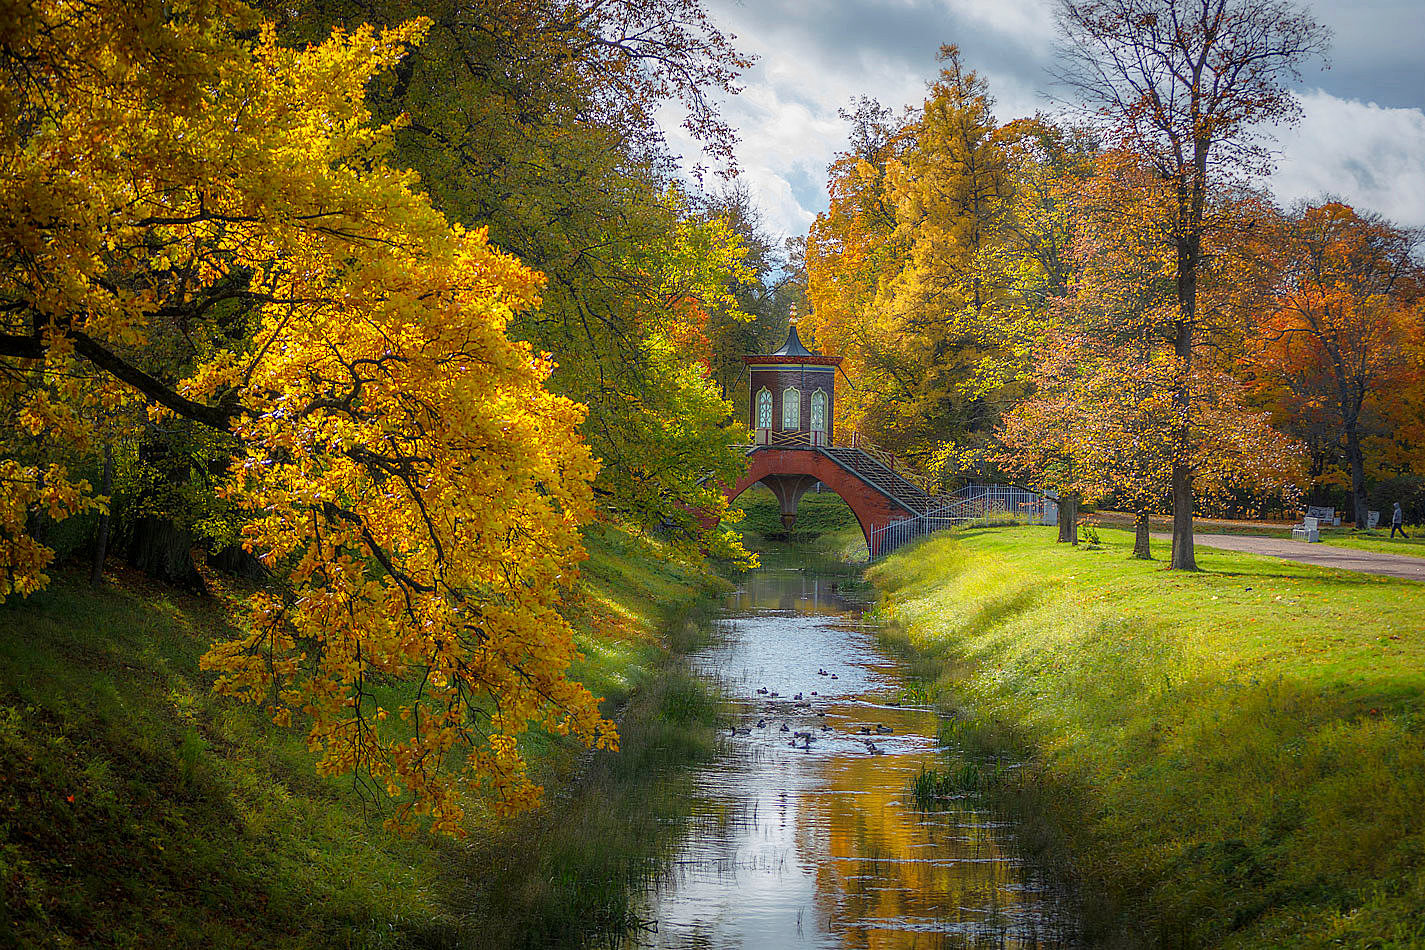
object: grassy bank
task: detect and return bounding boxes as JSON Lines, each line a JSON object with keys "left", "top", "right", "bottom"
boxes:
{"left": 0, "top": 522, "right": 729, "bottom": 948}
{"left": 736, "top": 484, "right": 868, "bottom": 561}
{"left": 867, "top": 526, "right": 1425, "bottom": 948}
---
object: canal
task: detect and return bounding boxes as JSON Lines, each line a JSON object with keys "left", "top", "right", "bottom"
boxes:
{"left": 624, "top": 556, "right": 1078, "bottom": 948}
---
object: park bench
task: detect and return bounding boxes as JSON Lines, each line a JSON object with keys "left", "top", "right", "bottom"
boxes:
{"left": 1292, "top": 515, "right": 1321, "bottom": 543}
{"left": 1305, "top": 504, "right": 1340, "bottom": 527}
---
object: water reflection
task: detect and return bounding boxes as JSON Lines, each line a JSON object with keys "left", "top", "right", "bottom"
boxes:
{"left": 625, "top": 564, "right": 1076, "bottom": 949}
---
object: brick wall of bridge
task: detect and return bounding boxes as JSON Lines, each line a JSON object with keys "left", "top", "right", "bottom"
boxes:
{"left": 726, "top": 448, "right": 916, "bottom": 557}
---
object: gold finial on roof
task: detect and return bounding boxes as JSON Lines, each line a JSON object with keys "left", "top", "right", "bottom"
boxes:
{"left": 789, "top": 304, "right": 798, "bottom": 326}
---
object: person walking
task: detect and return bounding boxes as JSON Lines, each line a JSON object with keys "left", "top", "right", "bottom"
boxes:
{"left": 1391, "top": 502, "right": 1409, "bottom": 539}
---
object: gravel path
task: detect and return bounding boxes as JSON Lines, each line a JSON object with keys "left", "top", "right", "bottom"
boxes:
{"left": 1149, "top": 533, "right": 1425, "bottom": 581}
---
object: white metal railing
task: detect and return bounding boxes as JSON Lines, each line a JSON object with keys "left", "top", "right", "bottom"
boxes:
{"left": 869, "top": 484, "right": 1059, "bottom": 557}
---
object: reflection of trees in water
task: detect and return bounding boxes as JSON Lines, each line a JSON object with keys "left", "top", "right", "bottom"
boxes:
{"left": 641, "top": 564, "right": 1073, "bottom": 948}
{"left": 732, "top": 568, "right": 846, "bottom": 614}
{"left": 800, "top": 751, "right": 1029, "bottom": 947}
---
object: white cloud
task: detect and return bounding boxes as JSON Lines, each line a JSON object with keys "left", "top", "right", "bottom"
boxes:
{"left": 672, "top": 0, "right": 1057, "bottom": 238}
{"left": 934, "top": 0, "right": 1057, "bottom": 55}
{"left": 1271, "top": 90, "right": 1425, "bottom": 227}
{"left": 668, "top": 3, "right": 1425, "bottom": 240}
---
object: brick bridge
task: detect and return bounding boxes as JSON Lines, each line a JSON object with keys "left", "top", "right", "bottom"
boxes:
{"left": 725, "top": 317, "right": 943, "bottom": 556}
{"left": 727, "top": 443, "right": 935, "bottom": 557}
{"left": 725, "top": 318, "right": 1054, "bottom": 556}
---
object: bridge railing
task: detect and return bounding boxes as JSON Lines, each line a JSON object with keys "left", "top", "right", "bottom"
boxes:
{"left": 833, "top": 429, "right": 943, "bottom": 497}
{"left": 870, "top": 485, "right": 1059, "bottom": 557}
{"left": 744, "top": 425, "right": 948, "bottom": 500}
{"left": 751, "top": 428, "right": 831, "bottom": 448}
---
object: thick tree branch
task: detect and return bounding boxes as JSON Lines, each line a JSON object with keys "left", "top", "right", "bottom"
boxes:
{"left": 69, "top": 331, "right": 243, "bottom": 430}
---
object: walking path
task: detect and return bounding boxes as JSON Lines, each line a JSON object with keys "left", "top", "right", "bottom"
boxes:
{"left": 1150, "top": 533, "right": 1425, "bottom": 581}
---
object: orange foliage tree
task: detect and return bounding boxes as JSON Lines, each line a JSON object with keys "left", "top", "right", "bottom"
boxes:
{"left": 1002, "top": 335, "right": 1301, "bottom": 556}
{"left": 1056, "top": 0, "right": 1328, "bottom": 569}
{"left": 1001, "top": 151, "right": 1302, "bottom": 555}
{"left": 1247, "top": 202, "right": 1425, "bottom": 526}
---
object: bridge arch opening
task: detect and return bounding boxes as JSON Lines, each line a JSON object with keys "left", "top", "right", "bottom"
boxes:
{"left": 732, "top": 482, "right": 869, "bottom": 559}
{"left": 726, "top": 448, "right": 919, "bottom": 557}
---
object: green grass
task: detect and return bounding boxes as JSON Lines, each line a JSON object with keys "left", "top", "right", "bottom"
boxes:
{"left": 735, "top": 484, "right": 868, "bottom": 561}
{"left": 0, "top": 521, "right": 729, "bottom": 948}
{"left": 451, "top": 652, "right": 725, "bottom": 948}
{"left": 867, "top": 525, "right": 1425, "bottom": 948}
{"left": 455, "top": 524, "right": 734, "bottom": 947}
{"left": 1316, "top": 529, "right": 1425, "bottom": 558}
{"left": 1092, "top": 511, "right": 1425, "bottom": 558}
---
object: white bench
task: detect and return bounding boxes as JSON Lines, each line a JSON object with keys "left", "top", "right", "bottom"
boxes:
{"left": 1305, "top": 505, "right": 1340, "bottom": 528}
{"left": 1291, "top": 515, "right": 1321, "bottom": 543}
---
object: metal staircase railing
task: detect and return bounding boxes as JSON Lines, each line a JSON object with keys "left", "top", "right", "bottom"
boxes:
{"left": 746, "top": 427, "right": 938, "bottom": 505}
{"left": 869, "top": 484, "right": 1059, "bottom": 557}
{"left": 831, "top": 429, "right": 941, "bottom": 498}
{"left": 821, "top": 446, "right": 933, "bottom": 514}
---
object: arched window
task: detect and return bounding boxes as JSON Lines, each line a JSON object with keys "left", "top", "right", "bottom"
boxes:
{"left": 810, "top": 389, "right": 827, "bottom": 433}
{"left": 756, "top": 387, "right": 772, "bottom": 429}
{"left": 782, "top": 387, "right": 800, "bottom": 430}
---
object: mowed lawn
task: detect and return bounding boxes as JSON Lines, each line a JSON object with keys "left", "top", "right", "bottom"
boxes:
{"left": 868, "top": 525, "right": 1425, "bottom": 948}
{"left": 1317, "top": 529, "right": 1425, "bottom": 559}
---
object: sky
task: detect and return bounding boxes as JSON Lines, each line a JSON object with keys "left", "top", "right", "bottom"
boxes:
{"left": 664, "top": 0, "right": 1425, "bottom": 240}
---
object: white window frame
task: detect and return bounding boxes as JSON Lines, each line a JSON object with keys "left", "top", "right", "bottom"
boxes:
{"left": 810, "top": 389, "right": 827, "bottom": 433}
{"left": 782, "top": 387, "right": 800, "bottom": 430}
{"left": 756, "top": 387, "right": 773, "bottom": 429}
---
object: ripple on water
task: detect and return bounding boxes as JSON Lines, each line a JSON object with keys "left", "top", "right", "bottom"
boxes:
{"left": 623, "top": 566, "right": 1078, "bottom": 949}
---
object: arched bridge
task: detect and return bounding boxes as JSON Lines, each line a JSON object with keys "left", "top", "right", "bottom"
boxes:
{"left": 727, "top": 320, "right": 1054, "bottom": 556}
{"left": 726, "top": 439, "right": 1059, "bottom": 557}
{"left": 727, "top": 440, "right": 934, "bottom": 557}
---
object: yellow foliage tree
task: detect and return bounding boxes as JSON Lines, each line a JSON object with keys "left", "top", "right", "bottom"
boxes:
{"left": 0, "top": 0, "right": 608, "bottom": 832}
{"left": 806, "top": 58, "right": 1083, "bottom": 476}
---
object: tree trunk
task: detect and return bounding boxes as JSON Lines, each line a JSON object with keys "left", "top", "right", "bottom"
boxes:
{"left": 89, "top": 443, "right": 113, "bottom": 587}
{"left": 1132, "top": 510, "right": 1153, "bottom": 560}
{"left": 209, "top": 544, "right": 268, "bottom": 581}
{"left": 1057, "top": 492, "right": 1079, "bottom": 544}
{"left": 1345, "top": 425, "right": 1369, "bottom": 529}
{"left": 1165, "top": 140, "right": 1208, "bottom": 572}
{"left": 1170, "top": 247, "right": 1199, "bottom": 571}
{"left": 126, "top": 515, "right": 206, "bottom": 593}
{"left": 1170, "top": 461, "right": 1196, "bottom": 570}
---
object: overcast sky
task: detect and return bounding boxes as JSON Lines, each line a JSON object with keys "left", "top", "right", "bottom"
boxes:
{"left": 666, "top": 0, "right": 1425, "bottom": 240}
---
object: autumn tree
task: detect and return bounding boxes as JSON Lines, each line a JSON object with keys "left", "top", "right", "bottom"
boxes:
{"left": 1050, "top": 149, "right": 1183, "bottom": 553}
{"left": 876, "top": 46, "right": 1022, "bottom": 459}
{"left": 1003, "top": 336, "right": 1300, "bottom": 557}
{"left": 996, "top": 360, "right": 1095, "bottom": 545}
{"left": 808, "top": 52, "right": 1039, "bottom": 471}
{"left": 1248, "top": 202, "right": 1425, "bottom": 527}
{"left": 998, "top": 117, "right": 1098, "bottom": 319}
{"left": 1002, "top": 150, "right": 1302, "bottom": 557}
{"left": 262, "top": 0, "right": 757, "bottom": 550}
{"left": 1, "top": 0, "right": 615, "bottom": 832}
{"left": 805, "top": 97, "right": 914, "bottom": 446}
{"left": 1056, "top": 0, "right": 1329, "bottom": 569}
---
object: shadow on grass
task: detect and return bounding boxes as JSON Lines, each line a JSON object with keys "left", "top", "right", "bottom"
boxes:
{"left": 868, "top": 526, "right": 1425, "bottom": 948}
